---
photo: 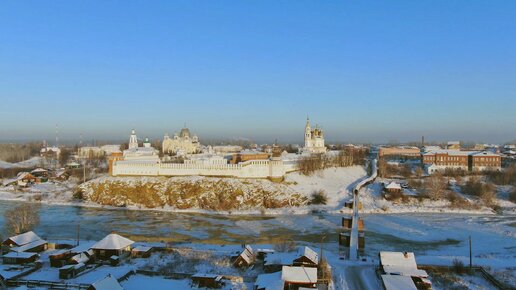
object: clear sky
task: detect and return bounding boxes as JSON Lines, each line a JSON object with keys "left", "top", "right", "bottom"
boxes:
{"left": 1, "top": 1, "right": 515, "bottom": 144}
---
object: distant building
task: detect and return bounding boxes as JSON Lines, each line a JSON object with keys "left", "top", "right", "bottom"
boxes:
{"left": 78, "top": 145, "right": 121, "bottom": 159}
{"left": 423, "top": 149, "right": 501, "bottom": 173}
{"left": 447, "top": 141, "right": 461, "bottom": 150}
{"left": 302, "top": 117, "right": 326, "bottom": 154}
{"left": 379, "top": 146, "right": 420, "bottom": 157}
{"left": 162, "top": 127, "right": 201, "bottom": 155}
{"left": 122, "top": 130, "right": 159, "bottom": 161}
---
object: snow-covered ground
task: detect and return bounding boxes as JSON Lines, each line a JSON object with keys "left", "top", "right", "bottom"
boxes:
{"left": 345, "top": 178, "right": 516, "bottom": 215}
{"left": 0, "top": 157, "right": 44, "bottom": 169}
{"left": 0, "top": 166, "right": 368, "bottom": 215}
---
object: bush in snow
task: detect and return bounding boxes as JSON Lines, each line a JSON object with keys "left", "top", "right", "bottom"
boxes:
{"left": 510, "top": 188, "right": 516, "bottom": 203}
{"left": 452, "top": 258, "right": 466, "bottom": 274}
{"left": 310, "top": 189, "right": 328, "bottom": 205}
{"left": 273, "top": 239, "right": 296, "bottom": 252}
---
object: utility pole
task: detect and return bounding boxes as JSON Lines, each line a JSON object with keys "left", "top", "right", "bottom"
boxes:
{"left": 469, "top": 235, "right": 472, "bottom": 269}
{"left": 77, "top": 224, "right": 80, "bottom": 246}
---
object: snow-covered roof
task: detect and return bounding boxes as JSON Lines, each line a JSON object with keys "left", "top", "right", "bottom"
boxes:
{"left": 380, "top": 251, "right": 418, "bottom": 269}
{"left": 383, "top": 265, "right": 428, "bottom": 278}
{"left": 238, "top": 245, "right": 254, "bottom": 264}
{"left": 255, "top": 271, "right": 284, "bottom": 290}
{"left": 11, "top": 239, "right": 47, "bottom": 253}
{"left": 31, "top": 168, "right": 47, "bottom": 173}
{"left": 3, "top": 251, "right": 38, "bottom": 259}
{"left": 6, "top": 231, "right": 45, "bottom": 247}
{"left": 264, "top": 251, "right": 298, "bottom": 266}
{"left": 91, "top": 233, "right": 134, "bottom": 250}
{"left": 71, "top": 253, "right": 90, "bottom": 264}
{"left": 471, "top": 151, "right": 500, "bottom": 157}
{"left": 298, "top": 246, "right": 318, "bottom": 265}
{"left": 280, "top": 266, "right": 317, "bottom": 284}
{"left": 423, "top": 150, "right": 476, "bottom": 156}
{"left": 385, "top": 182, "right": 401, "bottom": 190}
{"left": 381, "top": 275, "right": 417, "bottom": 290}
{"left": 132, "top": 245, "right": 152, "bottom": 252}
{"left": 90, "top": 274, "right": 123, "bottom": 290}
{"left": 70, "top": 241, "right": 96, "bottom": 254}
{"left": 380, "top": 251, "right": 427, "bottom": 277}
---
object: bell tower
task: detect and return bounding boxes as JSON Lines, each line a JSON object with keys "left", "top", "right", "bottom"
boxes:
{"left": 129, "top": 129, "right": 138, "bottom": 149}
{"left": 305, "top": 117, "right": 312, "bottom": 148}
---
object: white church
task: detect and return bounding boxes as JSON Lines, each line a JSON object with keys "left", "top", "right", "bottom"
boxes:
{"left": 162, "top": 127, "right": 201, "bottom": 155}
{"left": 302, "top": 117, "right": 327, "bottom": 154}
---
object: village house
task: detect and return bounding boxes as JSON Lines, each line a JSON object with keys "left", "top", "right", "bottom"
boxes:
{"left": 292, "top": 247, "right": 318, "bottom": 268}
{"left": 2, "top": 251, "right": 39, "bottom": 265}
{"left": 2, "top": 231, "right": 48, "bottom": 253}
{"left": 90, "top": 233, "right": 134, "bottom": 260}
{"left": 87, "top": 274, "right": 124, "bottom": 290}
{"left": 191, "top": 273, "right": 224, "bottom": 289}
{"left": 384, "top": 182, "right": 402, "bottom": 194}
{"left": 379, "top": 251, "right": 432, "bottom": 289}
{"left": 131, "top": 245, "right": 152, "bottom": 258}
{"left": 233, "top": 245, "right": 254, "bottom": 268}
{"left": 381, "top": 274, "right": 418, "bottom": 290}
{"left": 30, "top": 168, "right": 49, "bottom": 182}
{"left": 254, "top": 271, "right": 283, "bottom": 290}
{"left": 281, "top": 266, "right": 318, "bottom": 289}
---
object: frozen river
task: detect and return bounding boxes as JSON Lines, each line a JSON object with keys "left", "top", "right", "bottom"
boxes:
{"left": 0, "top": 200, "right": 514, "bottom": 269}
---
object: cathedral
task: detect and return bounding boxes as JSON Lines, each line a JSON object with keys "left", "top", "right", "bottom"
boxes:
{"left": 162, "top": 127, "right": 201, "bottom": 155}
{"left": 303, "top": 118, "right": 327, "bottom": 154}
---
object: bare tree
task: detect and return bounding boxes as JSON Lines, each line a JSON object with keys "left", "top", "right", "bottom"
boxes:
{"left": 4, "top": 203, "right": 41, "bottom": 235}
{"left": 424, "top": 173, "right": 447, "bottom": 200}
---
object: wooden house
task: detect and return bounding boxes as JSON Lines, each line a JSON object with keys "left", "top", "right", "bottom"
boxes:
{"left": 31, "top": 168, "right": 49, "bottom": 182}
{"left": 293, "top": 246, "right": 318, "bottom": 268}
{"left": 87, "top": 274, "right": 123, "bottom": 290}
{"left": 49, "top": 249, "right": 74, "bottom": 267}
{"left": 131, "top": 245, "right": 152, "bottom": 258}
{"left": 384, "top": 182, "right": 402, "bottom": 194}
{"left": 59, "top": 263, "right": 86, "bottom": 279}
{"left": 191, "top": 273, "right": 224, "bottom": 289}
{"left": 91, "top": 233, "right": 134, "bottom": 260}
{"left": 2, "top": 251, "right": 39, "bottom": 264}
{"left": 3, "top": 231, "right": 48, "bottom": 253}
{"left": 281, "top": 266, "right": 317, "bottom": 290}
{"left": 379, "top": 251, "right": 429, "bottom": 280}
{"left": 233, "top": 245, "right": 254, "bottom": 268}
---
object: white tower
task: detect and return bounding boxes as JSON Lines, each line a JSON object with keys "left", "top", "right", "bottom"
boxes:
{"left": 129, "top": 129, "right": 138, "bottom": 149}
{"left": 304, "top": 117, "right": 312, "bottom": 148}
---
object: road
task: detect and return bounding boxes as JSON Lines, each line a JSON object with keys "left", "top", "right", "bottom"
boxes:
{"left": 348, "top": 158, "right": 377, "bottom": 260}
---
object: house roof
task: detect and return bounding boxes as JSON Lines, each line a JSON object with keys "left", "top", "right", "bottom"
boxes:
{"left": 91, "top": 233, "right": 134, "bottom": 250}
{"left": 383, "top": 265, "right": 428, "bottom": 278}
{"left": 90, "top": 274, "right": 123, "bottom": 290}
{"left": 281, "top": 266, "right": 317, "bottom": 284}
{"left": 71, "top": 253, "right": 90, "bottom": 264}
{"left": 3, "top": 251, "right": 38, "bottom": 259}
{"left": 6, "top": 231, "right": 44, "bottom": 247}
{"left": 132, "top": 245, "right": 152, "bottom": 252}
{"left": 380, "top": 251, "right": 418, "bottom": 269}
{"left": 297, "top": 246, "right": 318, "bottom": 265}
{"left": 385, "top": 182, "right": 401, "bottom": 190}
{"left": 380, "top": 251, "right": 428, "bottom": 277}
{"left": 255, "top": 272, "right": 283, "bottom": 290}
{"left": 381, "top": 275, "right": 417, "bottom": 290}
{"left": 11, "top": 239, "right": 47, "bottom": 253}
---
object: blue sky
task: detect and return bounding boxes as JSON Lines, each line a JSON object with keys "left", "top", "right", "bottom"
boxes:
{"left": 0, "top": 1, "right": 515, "bottom": 144}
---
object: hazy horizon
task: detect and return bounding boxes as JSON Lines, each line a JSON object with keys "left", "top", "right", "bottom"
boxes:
{"left": 1, "top": 1, "right": 515, "bottom": 144}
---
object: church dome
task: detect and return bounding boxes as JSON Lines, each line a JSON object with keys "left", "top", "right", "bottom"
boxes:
{"left": 179, "top": 128, "right": 191, "bottom": 138}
